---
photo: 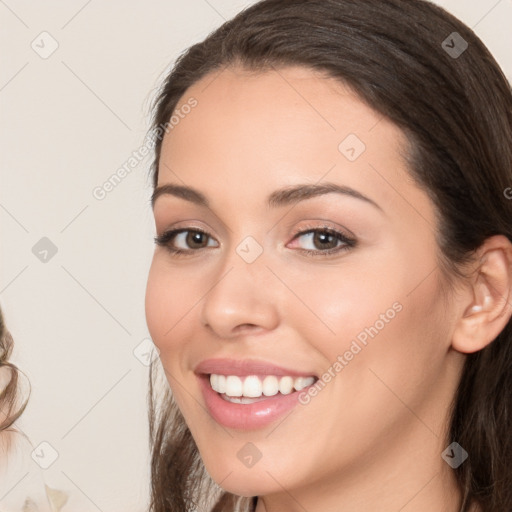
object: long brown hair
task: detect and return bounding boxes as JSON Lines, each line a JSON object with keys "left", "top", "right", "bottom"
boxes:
{"left": 146, "top": 1, "right": 512, "bottom": 510}
{"left": 0, "top": 307, "right": 30, "bottom": 443}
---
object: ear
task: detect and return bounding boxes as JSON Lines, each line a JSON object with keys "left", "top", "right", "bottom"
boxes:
{"left": 452, "top": 234, "right": 512, "bottom": 354}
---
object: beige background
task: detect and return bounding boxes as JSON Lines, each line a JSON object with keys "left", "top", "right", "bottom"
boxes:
{"left": 1, "top": 1, "right": 511, "bottom": 510}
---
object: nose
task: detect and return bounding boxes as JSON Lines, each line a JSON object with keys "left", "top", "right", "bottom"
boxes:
{"left": 200, "top": 247, "right": 280, "bottom": 339}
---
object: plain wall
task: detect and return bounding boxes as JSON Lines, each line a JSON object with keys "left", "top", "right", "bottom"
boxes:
{"left": 1, "top": 1, "right": 511, "bottom": 510}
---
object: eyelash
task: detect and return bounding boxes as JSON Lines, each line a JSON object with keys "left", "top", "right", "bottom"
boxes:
{"left": 154, "top": 225, "right": 356, "bottom": 258}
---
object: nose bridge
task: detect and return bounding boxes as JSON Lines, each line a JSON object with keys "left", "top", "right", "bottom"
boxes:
{"left": 200, "top": 232, "right": 279, "bottom": 337}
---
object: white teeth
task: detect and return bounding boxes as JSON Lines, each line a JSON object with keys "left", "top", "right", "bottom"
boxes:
{"left": 225, "top": 375, "right": 243, "bottom": 397}
{"left": 210, "top": 373, "right": 219, "bottom": 392}
{"left": 298, "top": 376, "right": 315, "bottom": 389}
{"left": 243, "top": 375, "right": 263, "bottom": 398}
{"left": 217, "top": 374, "right": 226, "bottom": 394}
{"left": 210, "top": 374, "right": 227, "bottom": 394}
{"left": 262, "top": 375, "right": 279, "bottom": 396}
{"left": 294, "top": 376, "right": 314, "bottom": 391}
{"left": 222, "top": 395, "right": 268, "bottom": 404}
{"left": 278, "top": 376, "right": 294, "bottom": 395}
{"left": 209, "top": 374, "right": 315, "bottom": 398}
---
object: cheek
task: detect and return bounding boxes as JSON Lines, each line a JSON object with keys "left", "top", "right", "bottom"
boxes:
{"left": 144, "top": 257, "right": 192, "bottom": 355}
{"left": 144, "top": 259, "right": 168, "bottom": 347}
{"left": 281, "top": 252, "right": 401, "bottom": 359}
{"left": 285, "top": 246, "right": 447, "bottom": 396}
{"left": 144, "top": 259, "right": 199, "bottom": 412}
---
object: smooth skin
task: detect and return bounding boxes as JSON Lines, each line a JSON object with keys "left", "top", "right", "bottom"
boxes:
{"left": 145, "top": 65, "right": 512, "bottom": 512}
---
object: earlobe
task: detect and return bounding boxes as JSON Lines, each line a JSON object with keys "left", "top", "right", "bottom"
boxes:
{"left": 451, "top": 235, "right": 512, "bottom": 354}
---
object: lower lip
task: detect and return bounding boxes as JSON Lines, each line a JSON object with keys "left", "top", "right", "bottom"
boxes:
{"left": 197, "top": 374, "right": 314, "bottom": 430}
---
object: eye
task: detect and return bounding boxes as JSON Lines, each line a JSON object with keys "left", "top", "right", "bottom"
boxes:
{"left": 288, "top": 226, "right": 356, "bottom": 257}
{"left": 154, "top": 228, "right": 218, "bottom": 255}
{"left": 154, "top": 225, "right": 356, "bottom": 258}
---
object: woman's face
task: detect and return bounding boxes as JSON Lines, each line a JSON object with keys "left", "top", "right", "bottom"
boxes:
{"left": 145, "top": 66, "right": 464, "bottom": 501}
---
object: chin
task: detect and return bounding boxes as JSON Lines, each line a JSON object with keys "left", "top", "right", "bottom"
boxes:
{"left": 214, "top": 481, "right": 267, "bottom": 498}
{"left": 205, "top": 463, "right": 281, "bottom": 497}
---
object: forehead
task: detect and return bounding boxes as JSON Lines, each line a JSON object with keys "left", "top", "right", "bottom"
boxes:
{"left": 160, "top": 65, "right": 404, "bottom": 174}
{"left": 170, "top": 64, "right": 387, "bottom": 145}
{"left": 156, "top": 65, "right": 435, "bottom": 230}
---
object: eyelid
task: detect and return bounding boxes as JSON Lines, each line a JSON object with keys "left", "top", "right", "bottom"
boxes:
{"left": 287, "top": 223, "right": 356, "bottom": 254}
{"left": 286, "top": 218, "right": 356, "bottom": 239}
{"left": 154, "top": 221, "right": 356, "bottom": 257}
{"left": 154, "top": 226, "right": 219, "bottom": 252}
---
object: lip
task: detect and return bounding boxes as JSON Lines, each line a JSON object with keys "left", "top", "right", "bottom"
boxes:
{"left": 195, "top": 358, "right": 318, "bottom": 430}
{"left": 194, "top": 358, "right": 318, "bottom": 378}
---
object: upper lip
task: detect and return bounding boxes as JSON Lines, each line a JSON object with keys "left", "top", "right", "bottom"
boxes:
{"left": 194, "top": 358, "right": 318, "bottom": 378}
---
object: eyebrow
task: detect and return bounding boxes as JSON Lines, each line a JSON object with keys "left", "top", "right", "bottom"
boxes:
{"left": 151, "top": 182, "right": 383, "bottom": 212}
